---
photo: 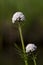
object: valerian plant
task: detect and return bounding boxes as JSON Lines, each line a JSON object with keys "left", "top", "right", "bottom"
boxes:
{"left": 12, "top": 12, "right": 37, "bottom": 65}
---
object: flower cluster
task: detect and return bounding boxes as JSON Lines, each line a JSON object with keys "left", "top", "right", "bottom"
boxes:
{"left": 26, "top": 43, "right": 37, "bottom": 53}
{"left": 12, "top": 12, "right": 25, "bottom": 23}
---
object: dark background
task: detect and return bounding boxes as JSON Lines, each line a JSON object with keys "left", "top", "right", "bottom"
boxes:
{"left": 0, "top": 0, "right": 43, "bottom": 65}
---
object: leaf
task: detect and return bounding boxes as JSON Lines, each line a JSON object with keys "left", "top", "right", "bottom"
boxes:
{"left": 14, "top": 43, "right": 25, "bottom": 60}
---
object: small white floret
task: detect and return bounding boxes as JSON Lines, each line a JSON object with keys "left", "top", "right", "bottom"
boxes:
{"left": 26, "top": 43, "right": 37, "bottom": 53}
{"left": 12, "top": 12, "right": 25, "bottom": 23}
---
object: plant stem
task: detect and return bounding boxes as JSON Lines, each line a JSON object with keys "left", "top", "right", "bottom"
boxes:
{"left": 18, "top": 23, "right": 25, "bottom": 53}
{"left": 33, "top": 59, "right": 36, "bottom": 65}
{"left": 18, "top": 22, "right": 28, "bottom": 65}
{"left": 32, "top": 55, "right": 36, "bottom": 65}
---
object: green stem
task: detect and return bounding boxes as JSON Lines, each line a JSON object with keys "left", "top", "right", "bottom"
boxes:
{"left": 32, "top": 55, "right": 36, "bottom": 65}
{"left": 33, "top": 59, "right": 36, "bottom": 65}
{"left": 18, "top": 23, "right": 25, "bottom": 53}
{"left": 18, "top": 22, "right": 28, "bottom": 65}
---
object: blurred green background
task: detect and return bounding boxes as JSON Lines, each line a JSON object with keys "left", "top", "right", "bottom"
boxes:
{"left": 0, "top": 0, "right": 43, "bottom": 65}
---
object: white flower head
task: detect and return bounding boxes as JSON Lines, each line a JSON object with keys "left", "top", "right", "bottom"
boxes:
{"left": 12, "top": 12, "right": 25, "bottom": 23}
{"left": 26, "top": 43, "right": 37, "bottom": 53}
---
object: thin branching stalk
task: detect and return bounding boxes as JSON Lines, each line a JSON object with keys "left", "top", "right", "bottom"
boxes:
{"left": 18, "top": 22, "right": 28, "bottom": 65}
